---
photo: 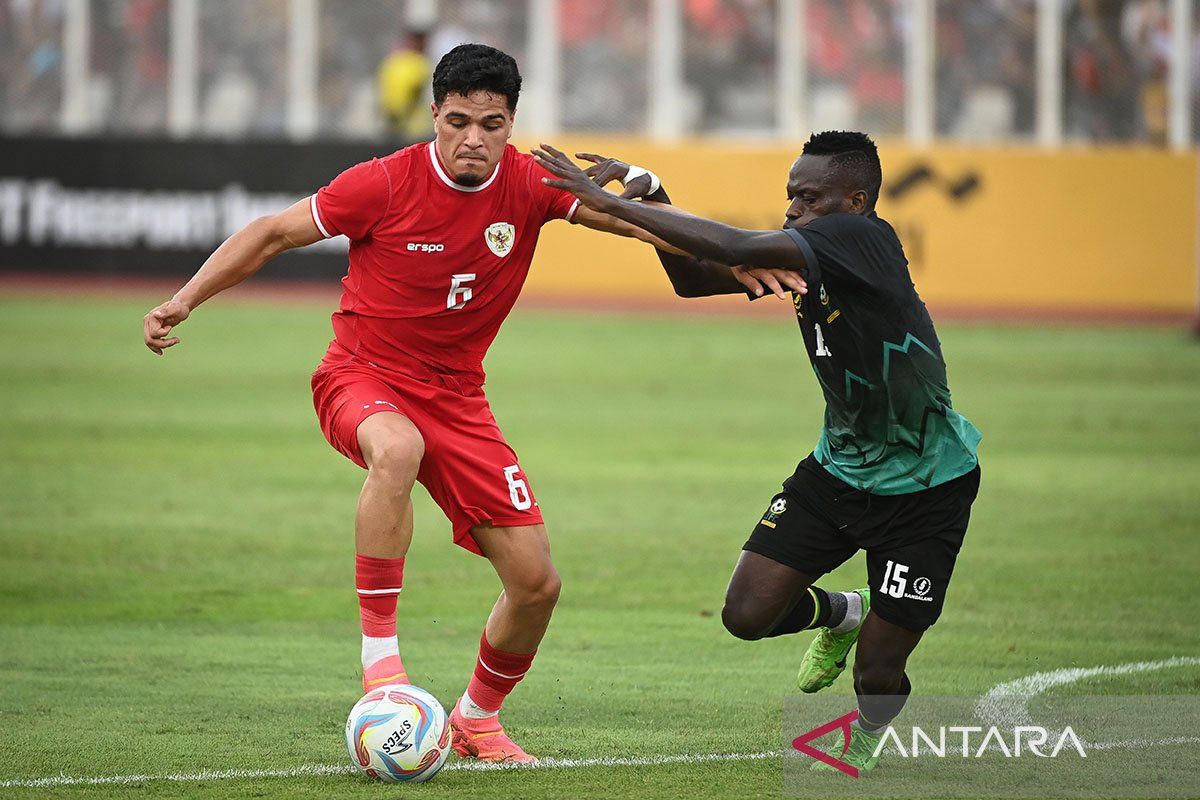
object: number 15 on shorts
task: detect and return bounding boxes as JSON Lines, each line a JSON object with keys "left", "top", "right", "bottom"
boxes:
{"left": 880, "top": 559, "right": 908, "bottom": 598}
{"left": 503, "top": 465, "right": 533, "bottom": 510}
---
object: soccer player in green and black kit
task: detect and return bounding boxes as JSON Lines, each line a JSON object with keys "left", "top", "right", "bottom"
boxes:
{"left": 533, "top": 132, "right": 982, "bottom": 771}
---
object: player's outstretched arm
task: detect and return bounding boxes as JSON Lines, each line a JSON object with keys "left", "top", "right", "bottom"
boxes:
{"left": 563, "top": 152, "right": 688, "bottom": 255}
{"left": 568, "top": 153, "right": 805, "bottom": 299}
{"left": 569, "top": 204, "right": 690, "bottom": 256}
{"left": 638, "top": 192, "right": 803, "bottom": 299}
{"left": 143, "top": 198, "right": 323, "bottom": 355}
{"left": 533, "top": 144, "right": 806, "bottom": 271}
{"left": 638, "top": 195, "right": 784, "bottom": 298}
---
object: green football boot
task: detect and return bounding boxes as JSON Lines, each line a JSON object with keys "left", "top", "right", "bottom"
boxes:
{"left": 810, "top": 725, "right": 883, "bottom": 772}
{"left": 796, "top": 588, "right": 871, "bottom": 693}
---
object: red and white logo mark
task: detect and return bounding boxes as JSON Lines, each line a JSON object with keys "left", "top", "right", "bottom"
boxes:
{"left": 792, "top": 709, "right": 860, "bottom": 778}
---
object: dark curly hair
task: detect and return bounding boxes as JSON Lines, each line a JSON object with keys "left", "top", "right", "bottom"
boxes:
{"left": 802, "top": 131, "right": 883, "bottom": 208}
{"left": 432, "top": 44, "right": 522, "bottom": 112}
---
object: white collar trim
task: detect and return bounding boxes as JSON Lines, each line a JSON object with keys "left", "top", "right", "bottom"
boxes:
{"left": 428, "top": 142, "right": 500, "bottom": 192}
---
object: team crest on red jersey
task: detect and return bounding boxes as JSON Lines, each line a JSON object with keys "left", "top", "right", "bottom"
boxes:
{"left": 484, "top": 222, "right": 515, "bottom": 257}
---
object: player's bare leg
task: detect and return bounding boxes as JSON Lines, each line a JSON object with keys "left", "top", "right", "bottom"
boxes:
{"left": 354, "top": 413, "right": 424, "bottom": 691}
{"left": 811, "top": 611, "right": 921, "bottom": 772}
{"left": 356, "top": 413, "right": 423, "bottom": 557}
{"left": 721, "top": 551, "right": 863, "bottom": 642}
{"left": 474, "top": 523, "right": 560, "bottom": 652}
{"left": 449, "top": 523, "right": 561, "bottom": 763}
{"left": 721, "top": 551, "right": 819, "bottom": 639}
{"left": 852, "top": 612, "right": 920, "bottom": 727}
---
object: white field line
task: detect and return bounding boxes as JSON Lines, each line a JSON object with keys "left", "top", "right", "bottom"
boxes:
{"left": 976, "top": 655, "right": 1200, "bottom": 728}
{"left": 1085, "top": 735, "right": 1200, "bottom": 751}
{"left": 0, "top": 750, "right": 780, "bottom": 790}
{"left": 5, "top": 656, "right": 1199, "bottom": 789}
{"left": 975, "top": 655, "right": 1200, "bottom": 753}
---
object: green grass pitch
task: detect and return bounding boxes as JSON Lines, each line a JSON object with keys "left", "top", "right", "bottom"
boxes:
{"left": 1, "top": 292, "right": 1198, "bottom": 798}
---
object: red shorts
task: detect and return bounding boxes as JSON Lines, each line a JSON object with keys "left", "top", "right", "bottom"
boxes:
{"left": 311, "top": 345, "right": 543, "bottom": 555}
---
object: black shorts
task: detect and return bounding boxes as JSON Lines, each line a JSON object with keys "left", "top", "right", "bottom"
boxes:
{"left": 743, "top": 455, "right": 981, "bottom": 632}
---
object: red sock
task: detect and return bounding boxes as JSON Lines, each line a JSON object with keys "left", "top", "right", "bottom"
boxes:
{"left": 464, "top": 631, "right": 537, "bottom": 713}
{"left": 355, "top": 554, "right": 404, "bottom": 638}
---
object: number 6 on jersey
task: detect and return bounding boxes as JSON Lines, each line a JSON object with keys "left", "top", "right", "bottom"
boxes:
{"left": 448, "top": 273, "right": 476, "bottom": 309}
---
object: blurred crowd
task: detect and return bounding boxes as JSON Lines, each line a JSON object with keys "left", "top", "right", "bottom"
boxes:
{"left": 0, "top": 0, "right": 1192, "bottom": 144}
{"left": 937, "top": 0, "right": 1174, "bottom": 142}
{"left": 936, "top": 0, "right": 1037, "bottom": 140}
{"left": 1, "top": 0, "right": 64, "bottom": 133}
{"left": 1063, "top": 0, "right": 1173, "bottom": 142}
{"left": 807, "top": 0, "right": 907, "bottom": 134}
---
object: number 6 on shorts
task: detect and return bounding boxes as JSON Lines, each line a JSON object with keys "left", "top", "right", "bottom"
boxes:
{"left": 503, "top": 465, "right": 532, "bottom": 511}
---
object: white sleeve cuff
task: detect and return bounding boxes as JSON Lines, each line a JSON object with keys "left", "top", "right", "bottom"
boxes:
{"left": 309, "top": 194, "right": 333, "bottom": 239}
{"left": 564, "top": 198, "right": 581, "bottom": 222}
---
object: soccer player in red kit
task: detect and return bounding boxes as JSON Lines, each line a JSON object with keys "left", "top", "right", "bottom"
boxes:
{"left": 141, "top": 44, "right": 677, "bottom": 763}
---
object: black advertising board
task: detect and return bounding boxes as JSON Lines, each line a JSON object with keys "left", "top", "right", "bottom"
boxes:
{"left": 0, "top": 135, "right": 416, "bottom": 279}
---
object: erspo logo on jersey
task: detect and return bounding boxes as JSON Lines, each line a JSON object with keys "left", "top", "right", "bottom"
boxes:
{"left": 407, "top": 243, "right": 445, "bottom": 253}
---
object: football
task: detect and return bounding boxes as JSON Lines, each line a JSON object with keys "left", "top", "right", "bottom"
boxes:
{"left": 344, "top": 684, "right": 451, "bottom": 783}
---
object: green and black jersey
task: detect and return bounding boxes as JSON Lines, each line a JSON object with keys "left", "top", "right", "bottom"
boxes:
{"left": 781, "top": 211, "right": 981, "bottom": 495}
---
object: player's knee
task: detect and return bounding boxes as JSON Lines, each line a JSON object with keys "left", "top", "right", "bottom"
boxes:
{"left": 535, "top": 571, "right": 563, "bottom": 609}
{"left": 363, "top": 424, "right": 424, "bottom": 478}
{"left": 721, "top": 601, "right": 769, "bottom": 641}
{"left": 853, "top": 658, "right": 904, "bottom": 696}
{"left": 508, "top": 568, "right": 561, "bottom": 611}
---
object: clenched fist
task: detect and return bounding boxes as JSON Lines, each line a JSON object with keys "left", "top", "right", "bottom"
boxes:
{"left": 143, "top": 299, "right": 190, "bottom": 355}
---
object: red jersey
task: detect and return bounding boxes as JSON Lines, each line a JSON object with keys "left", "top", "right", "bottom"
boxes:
{"left": 310, "top": 141, "right": 579, "bottom": 382}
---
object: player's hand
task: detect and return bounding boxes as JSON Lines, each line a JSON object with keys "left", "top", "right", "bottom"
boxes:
{"left": 732, "top": 266, "right": 808, "bottom": 299}
{"left": 532, "top": 143, "right": 619, "bottom": 213}
{"left": 143, "top": 299, "right": 190, "bottom": 355}
{"left": 575, "top": 153, "right": 655, "bottom": 199}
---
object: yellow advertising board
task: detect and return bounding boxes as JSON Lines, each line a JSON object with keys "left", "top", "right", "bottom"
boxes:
{"left": 517, "top": 137, "right": 1198, "bottom": 316}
